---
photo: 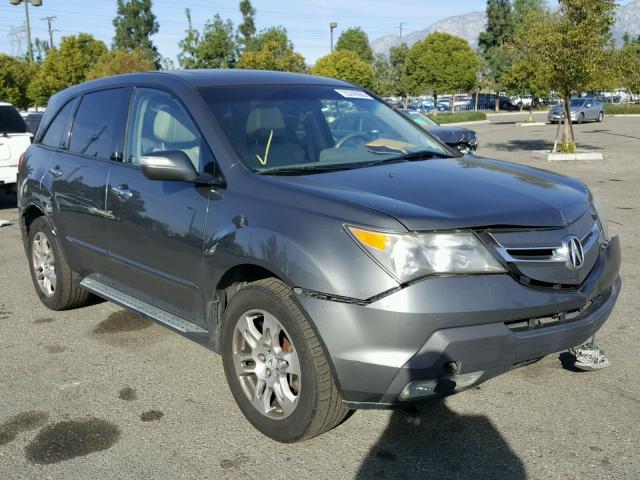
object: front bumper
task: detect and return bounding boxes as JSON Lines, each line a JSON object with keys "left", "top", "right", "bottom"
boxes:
{"left": 296, "top": 236, "right": 621, "bottom": 408}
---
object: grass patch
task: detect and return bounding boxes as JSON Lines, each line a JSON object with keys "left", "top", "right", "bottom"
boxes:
{"left": 429, "top": 111, "right": 487, "bottom": 124}
{"left": 603, "top": 104, "right": 640, "bottom": 115}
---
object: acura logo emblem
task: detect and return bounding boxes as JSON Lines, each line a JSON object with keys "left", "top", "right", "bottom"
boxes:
{"left": 563, "top": 235, "right": 584, "bottom": 270}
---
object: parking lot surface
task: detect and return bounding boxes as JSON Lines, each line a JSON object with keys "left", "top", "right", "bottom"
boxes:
{"left": 1, "top": 114, "right": 639, "bottom": 479}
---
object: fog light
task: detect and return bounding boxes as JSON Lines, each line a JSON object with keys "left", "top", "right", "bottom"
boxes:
{"left": 398, "top": 371, "right": 484, "bottom": 401}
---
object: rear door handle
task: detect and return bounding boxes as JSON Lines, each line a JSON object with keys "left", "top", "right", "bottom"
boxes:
{"left": 111, "top": 184, "right": 133, "bottom": 200}
{"left": 48, "top": 167, "right": 63, "bottom": 178}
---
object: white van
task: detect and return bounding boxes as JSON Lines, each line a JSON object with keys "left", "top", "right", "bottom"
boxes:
{"left": 0, "top": 102, "right": 32, "bottom": 193}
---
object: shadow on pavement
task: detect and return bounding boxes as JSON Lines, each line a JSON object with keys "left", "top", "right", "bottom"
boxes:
{"left": 356, "top": 399, "right": 526, "bottom": 480}
{"left": 486, "top": 139, "right": 603, "bottom": 152}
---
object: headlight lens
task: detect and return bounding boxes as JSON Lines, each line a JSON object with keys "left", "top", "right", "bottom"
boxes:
{"left": 590, "top": 191, "right": 609, "bottom": 240}
{"left": 347, "top": 227, "right": 506, "bottom": 283}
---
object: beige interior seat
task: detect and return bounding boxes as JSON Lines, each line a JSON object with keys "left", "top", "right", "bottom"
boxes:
{"left": 246, "top": 106, "right": 305, "bottom": 167}
{"left": 150, "top": 108, "right": 200, "bottom": 169}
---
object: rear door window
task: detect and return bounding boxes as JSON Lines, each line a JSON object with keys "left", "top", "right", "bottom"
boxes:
{"left": 69, "top": 88, "right": 127, "bottom": 160}
{"left": 0, "top": 105, "right": 28, "bottom": 134}
{"left": 41, "top": 100, "right": 76, "bottom": 149}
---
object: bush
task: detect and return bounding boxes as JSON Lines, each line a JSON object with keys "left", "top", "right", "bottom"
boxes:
{"left": 557, "top": 142, "right": 577, "bottom": 153}
{"left": 603, "top": 103, "right": 640, "bottom": 115}
{"left": 429, "top": 111, "right": 487, "bottom": 124}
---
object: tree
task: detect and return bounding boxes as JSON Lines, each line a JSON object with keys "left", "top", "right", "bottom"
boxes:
{"left": 389, "top": 43, "right": 412, "bottom": 105}
{"left": 178, "top": 14, "right": 237, "bottom": 69}
{"left": 335, "top": 27, "right": 373, "bottom": 63}
{"left": 238, "top": 0, "right": 256, "bottom": 49}
{"left": 311, "top": 50, "right": 375, "bottom": 89}
{"left": 28, "top": 34, "right": 108, "bottom": 105}
{"left": 512, "top": 0, "right": 617, "bottom": 150}
{"left": 513, "top": 0, "right": 546, "bottom": 25}
{"left": 371, "top": 53, "right": 395, "bottom": 97}
{"left": 405, "top": 32, "right": 479, "bottom": 105}
{"left": 247, "top": 27, "right": 290, "bottom": 52}
{"left": 618, "top": 43, "right": 640, "bottom": 94}
{"left": 112, "top": 0, "right": 160, "bottom": 67}
{"left": 177, "top": 8, "right": 201, "bottom": 69}
{"left": 0, "top": 55, "right": 39, "bottom": 109}
{"left": 85, "top": 50, "right": 155, "bottom": 80}
{"left": 33, "top": 39, "right": 50, "bottom": 63}
{"left": 237, "top": 36, "right": 306, "bottom": 72}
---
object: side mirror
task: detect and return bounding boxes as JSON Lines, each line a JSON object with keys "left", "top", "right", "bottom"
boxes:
{"left": 140, "top": 150, "right": 199, "bottom": 182}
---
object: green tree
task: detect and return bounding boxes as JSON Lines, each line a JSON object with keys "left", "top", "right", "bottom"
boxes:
{"left": 371, "top": 53, "right": 395, "bottom": 96}
{"left": 177, "top": 8, "right": 201, "bottom": 69}
{"left": 311, "top": 50, "right": 374, "bottom": 89}
{"left": 512, "top": 0, "right": 617, "bottom": 150}
{"left": 28, "top": 34, "right": 108, "bottom": 105}
{"left": 238, "top": 0, "right": 257, "bottom": 49}
{"left": 33, "top": 39, "right": 50, "bottom": 63}
{"left": 112, "top": 0, "right": 160, "bottom": 67}
{"left": 0, "top": 55, "right": 39, "bottom": 109}
{"left": 335, "top": 27, "right": 373, "bottom": 63}
{"left": 618, "top": 43, "right": 640, "bottom": 94}
{"left": 405, "top": 32, "right": 479, "bottom": 105}
{"left": 86, "top": 50, "right": 155, "bottom": 80}
{"left": 479, "top": 0, "right": 516, "bottom": 110}
{"left": 178, "top": 14, "right": 237, "bottom": 69}
{"left": 237, "top": 40, "right": 306, "bottom": 72}
{"left": 389, "top": 43, "right": 412, "bottom": 105}
{"left": 513, "top": 0, "right": 546, "bottom": 25}
{"left": 247, "top": 27, "right": 290, "bottom": 52}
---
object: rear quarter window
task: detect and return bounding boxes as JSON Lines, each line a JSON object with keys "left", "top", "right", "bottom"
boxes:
{"left": 69, "top": 88, "right": 127, "bottom": 160}
{"left": 41, "top": 100, "right": 76, "bottom": 148}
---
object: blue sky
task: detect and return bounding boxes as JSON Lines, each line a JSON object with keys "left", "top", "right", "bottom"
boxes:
{"left": 0, "top": 0, "right": 633, "bottom": 65}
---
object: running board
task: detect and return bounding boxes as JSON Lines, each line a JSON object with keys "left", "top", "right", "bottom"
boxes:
{"left": 80, "top": 276, "right": 208, "bottom": 334}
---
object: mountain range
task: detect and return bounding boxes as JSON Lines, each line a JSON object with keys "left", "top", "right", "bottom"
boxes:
{"left": 370, "top": 0, "right": 640, "bottom": 55}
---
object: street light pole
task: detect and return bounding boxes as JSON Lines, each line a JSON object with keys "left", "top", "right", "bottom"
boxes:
{"left": 330, "top": 22, "right": 337, "bottom": 52}
{"left": 9, "top": 0, "right": 43, "bottom": 62}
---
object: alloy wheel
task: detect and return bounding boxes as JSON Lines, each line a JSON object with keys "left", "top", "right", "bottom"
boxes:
{"left": 232, "top": 309, "right": 301, "bottom": 419}
{"left": 32, "top": 232, "right": 56, "bottom": 297}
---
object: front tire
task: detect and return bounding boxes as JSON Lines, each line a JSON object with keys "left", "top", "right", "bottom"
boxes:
{"left": 597, "top": 111, "right": 604, "bottom": 123}
{"left": 27, "top": 216, "right": 91, "bottom": 310}
{"left": 578, "top": 113, "right": 584, "bottom": 124}
{"left": 221, "top": 278, "right": 350, "bottom": 442}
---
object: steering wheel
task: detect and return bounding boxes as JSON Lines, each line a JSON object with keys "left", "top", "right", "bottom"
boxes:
{"left": 335, "top": 132, "right": 369, "bottom": 149}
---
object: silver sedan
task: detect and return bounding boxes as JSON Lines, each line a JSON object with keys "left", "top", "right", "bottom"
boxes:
{"left": 548, "top": 97, "right": 605, "bottom": 124}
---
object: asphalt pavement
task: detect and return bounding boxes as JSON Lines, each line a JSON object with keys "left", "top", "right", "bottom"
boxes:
{"left": 1, "top": 113, "right": 639, "bottom": 479}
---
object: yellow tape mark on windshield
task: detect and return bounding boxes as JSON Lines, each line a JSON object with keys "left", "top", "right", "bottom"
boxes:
{"left": 256, "top": 130, "right": 274, "bottom": 166}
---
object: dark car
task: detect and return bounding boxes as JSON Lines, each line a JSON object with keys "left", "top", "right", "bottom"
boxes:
{"left": 18, "top": 71, "right": 621, "bottom": 443}
{"left": 24, "top": 112, "right": 44, "bottom": 135}
{"left": 398, "top": 108, "right": 478, "bottom": 153}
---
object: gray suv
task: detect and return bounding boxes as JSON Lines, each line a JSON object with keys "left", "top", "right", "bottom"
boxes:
{"left": 18, "top": 71, "right": 621, "bottom": 442}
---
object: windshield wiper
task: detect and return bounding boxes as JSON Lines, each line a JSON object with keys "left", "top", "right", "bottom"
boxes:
{"left": 361, "top": 149, "right": 453, "bottom": 169}
{"left": 257, "top": 164, "right": 356, "bottom": 176}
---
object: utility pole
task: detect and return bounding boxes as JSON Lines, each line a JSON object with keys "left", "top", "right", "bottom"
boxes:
{"left": 9, "top": 0, "right": 43, "bottom": 62}
{"left": 398, "top": 22, "right": 405, "bottom": 40}
{"left": 42, "top": 15, "right": 56, "bottom": 48}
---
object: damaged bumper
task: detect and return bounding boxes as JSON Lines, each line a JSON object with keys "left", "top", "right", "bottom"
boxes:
{"left": 295, "top": 236, "right": 621, "bottom": 408}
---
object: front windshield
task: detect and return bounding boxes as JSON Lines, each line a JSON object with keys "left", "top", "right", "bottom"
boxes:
{"left": 199, "top": 85, "right": 449, "bottom": 173}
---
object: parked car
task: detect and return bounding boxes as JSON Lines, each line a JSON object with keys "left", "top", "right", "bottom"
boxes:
{"left": 398, "top": 108, "right": 478, "bottom": 153}
{"left": 548, "top": 97, "right": 604, "bottom": 124}
{"left": 0, "top": 101, "right": 31, "bottom": 194}
{"left": 24, "top": 112, "right": 44, "bottom": 135}
{"left": 18, "top": 71, "right": 621, "bottom": 443}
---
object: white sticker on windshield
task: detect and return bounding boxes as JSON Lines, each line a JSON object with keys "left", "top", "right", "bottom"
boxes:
{"left": 335, "top": 89, "right": 373, "bottom": 100}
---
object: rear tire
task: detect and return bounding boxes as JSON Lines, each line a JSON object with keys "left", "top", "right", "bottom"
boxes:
{"left": 27, "top": 216, "right": 91, "bottom": 310}
{"left": 221, "top": 278, "right": 350, "bottom": 442}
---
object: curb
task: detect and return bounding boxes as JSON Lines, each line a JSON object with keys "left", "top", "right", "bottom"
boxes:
{"left": 609, "top": 114, "right": 640, "bottom": 117}
{"left": 441, "top": 120, "right": 490, "bottom": 126}
{"left": 515, "top": 122, "right": 546, "bottom": 127}
{"left": 547, "top": 152, "right": 604, "bottom": 161}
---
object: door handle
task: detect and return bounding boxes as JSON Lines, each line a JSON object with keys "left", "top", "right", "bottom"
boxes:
{"left": 48, "top": 167, "right": 63, "bottom": 178}
{"left": 111, "top": 184, "right": 133, "bottom": 200}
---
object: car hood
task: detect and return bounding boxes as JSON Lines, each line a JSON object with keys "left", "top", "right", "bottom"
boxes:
{"left": 271, "top": 156, "right": 590, "bottom": 230}
{"left": 425, "top": 126, "right": 476, "bottom": 144}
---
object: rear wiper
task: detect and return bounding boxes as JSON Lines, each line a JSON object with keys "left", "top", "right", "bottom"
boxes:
{"left": 257, "top": 164, "right": 355, "bottom": 176}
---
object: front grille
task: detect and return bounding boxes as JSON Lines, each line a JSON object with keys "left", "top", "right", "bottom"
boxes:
{"left": 486, "top": 214, "right": 602, "bottom": 287}
{"left": 505, "top": 310, "right": 583, "bottom": 332}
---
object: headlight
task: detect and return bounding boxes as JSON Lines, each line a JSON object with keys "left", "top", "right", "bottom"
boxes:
{"left": 590, "top": 191, "right": 609, "bottom": 240}
{"left": 346, "top": 227, "right": 506, "bottom": 283}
